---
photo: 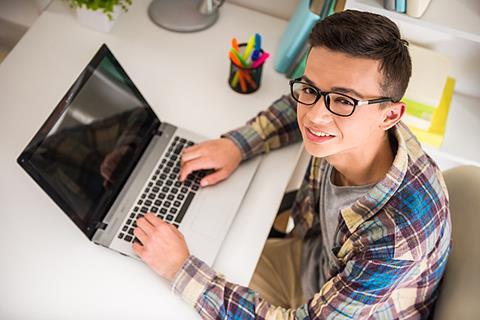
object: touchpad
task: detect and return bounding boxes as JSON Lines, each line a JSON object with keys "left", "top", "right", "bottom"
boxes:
{"left": 191, "top": 191, "right": 234, "bottom": 239}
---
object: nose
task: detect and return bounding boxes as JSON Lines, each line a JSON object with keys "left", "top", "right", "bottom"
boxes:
{"left": 306, "top": 94, "right": 332, "bottom": 123}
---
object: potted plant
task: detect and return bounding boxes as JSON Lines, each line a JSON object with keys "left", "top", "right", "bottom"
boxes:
{"left": 64, "top": 0, "right": 133, "bottom": 33}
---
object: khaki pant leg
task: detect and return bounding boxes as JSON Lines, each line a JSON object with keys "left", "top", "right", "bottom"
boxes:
{"left": 248, "top": 237, "right": 304, "bottom": 309}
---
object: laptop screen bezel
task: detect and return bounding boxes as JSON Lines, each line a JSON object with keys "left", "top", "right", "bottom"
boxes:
{"left": 17, "top": 44, "right": 161, "bottom": 240}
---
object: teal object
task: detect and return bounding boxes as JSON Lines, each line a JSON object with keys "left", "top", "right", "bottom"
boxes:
{"left": 274, "top": 0, "right": 320, "bottom": 74}
{"left": 289, "top": 50, "right": 309, "bottom": 79}
{"left": 395, "top": 0, "right": 406, "bottom": 13}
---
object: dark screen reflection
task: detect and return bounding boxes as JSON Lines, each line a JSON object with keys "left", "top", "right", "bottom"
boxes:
{"left": 27, "top": 55, "right": 156, "bottom": 222}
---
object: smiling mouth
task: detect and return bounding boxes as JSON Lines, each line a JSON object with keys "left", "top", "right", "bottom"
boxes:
{"left": 306, "top": 127, "right": 336, "bottom": 137}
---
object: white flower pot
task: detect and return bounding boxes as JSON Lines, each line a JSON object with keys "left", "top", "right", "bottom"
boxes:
{"left": 76, "top": 5, "right": 121, "bottom": 33}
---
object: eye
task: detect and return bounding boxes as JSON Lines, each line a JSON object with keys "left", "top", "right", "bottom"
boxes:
{"left": 334, "top": 97, "right": 354, "bottom": 106}
{"left": 301, "top": 86, "right": 317, "bottom": 95}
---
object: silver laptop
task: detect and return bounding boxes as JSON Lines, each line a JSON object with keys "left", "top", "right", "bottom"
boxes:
{"left": 17, "top": 44, "right": 261, "bottom": 265}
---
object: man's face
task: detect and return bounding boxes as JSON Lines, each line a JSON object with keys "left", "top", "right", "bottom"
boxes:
{"left": 297, "top": 46, "right": 388, "bottom": 159}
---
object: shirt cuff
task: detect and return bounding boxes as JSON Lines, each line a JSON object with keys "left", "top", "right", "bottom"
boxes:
{"left": 170, "top": 255, "right": 216, "bottom": 307}
{"left": 221, "top": 125, "right": 265, "bottom": 161}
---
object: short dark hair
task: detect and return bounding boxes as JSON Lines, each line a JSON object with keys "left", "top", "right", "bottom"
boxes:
{"left": 308, "top": 10, "right": 411, "bottom": 102}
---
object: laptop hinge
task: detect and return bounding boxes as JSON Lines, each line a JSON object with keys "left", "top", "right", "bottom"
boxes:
{"left": 95, "top": 222, "right": 108, "bottom": 230}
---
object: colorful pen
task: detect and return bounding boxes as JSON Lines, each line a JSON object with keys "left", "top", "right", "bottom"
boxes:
{"left": 251, "top": 52, "right": 270, "bottom": 68}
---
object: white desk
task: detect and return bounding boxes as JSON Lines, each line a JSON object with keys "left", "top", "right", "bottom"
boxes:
{"left": 0, "top": 1, "right": 303, "bottom": 319}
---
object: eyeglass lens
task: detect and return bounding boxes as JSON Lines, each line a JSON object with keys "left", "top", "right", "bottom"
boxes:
{"left": 291, "top": 82, "right": 356, "bottom": 116}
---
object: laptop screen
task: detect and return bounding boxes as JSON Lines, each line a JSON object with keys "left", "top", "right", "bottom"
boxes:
{"left": 18, "top": 44, "right": 160, "bottom": 238}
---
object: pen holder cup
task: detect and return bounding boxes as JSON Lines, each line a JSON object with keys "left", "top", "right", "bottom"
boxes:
{"left": 228, "top": 43, "right": 264, "bottom": 94}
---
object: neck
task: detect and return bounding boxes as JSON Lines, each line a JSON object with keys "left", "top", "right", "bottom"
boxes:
{"left": 327, "top": 131, "right": 395, "bottom": 187}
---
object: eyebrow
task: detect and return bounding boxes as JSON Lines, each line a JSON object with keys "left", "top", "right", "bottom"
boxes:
{"left": 301, "top": 75, "right": 365, "bottom": 99}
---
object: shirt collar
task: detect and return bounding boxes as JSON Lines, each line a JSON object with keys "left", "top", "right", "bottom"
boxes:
{"left": 335, "top": 122, "right": 411, "bottom": 233}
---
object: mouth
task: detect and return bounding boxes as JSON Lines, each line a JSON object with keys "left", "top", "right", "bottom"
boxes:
{"left": 305, "top": 127, "right": 336, "bottom": 143}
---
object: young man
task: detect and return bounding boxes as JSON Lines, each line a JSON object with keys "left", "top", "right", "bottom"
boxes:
{"left": 132, "top": 10, "right": 451, "bottom": 319}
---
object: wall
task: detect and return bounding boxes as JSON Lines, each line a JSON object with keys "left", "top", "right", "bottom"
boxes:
{"left": 226, "top": 0, "right": 301, "bottom": 20}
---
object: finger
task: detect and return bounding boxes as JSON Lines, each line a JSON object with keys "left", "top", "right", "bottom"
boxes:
{"left": 181, "top": 148, "right": 203, "bottom": 163}
{"left": 144, "top": 212, "right": 164, "bottom": 228}
{"left": 200, "top": 169, "right": 228, "bottom": 187}
{"left": 133, "top": 227, "right": 149, "bottom": 245}
{"left": 182, "top": 143, "right": 201, "bottom": 156}
{"left": 179, "top": 157, "right": 216, "bottom": 181}
{"left": 137, "top": 217, "right": 155, "bottom": 235}
{"left": 132, "top": 241, "right": 144, "bottom": 256}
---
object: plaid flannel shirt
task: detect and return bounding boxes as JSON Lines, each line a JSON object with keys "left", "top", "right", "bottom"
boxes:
{"left": 171, "top": 95, "right": 451, "bottom": 319}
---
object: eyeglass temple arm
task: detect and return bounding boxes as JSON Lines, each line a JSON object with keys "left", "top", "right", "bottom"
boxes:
{"left": 359, "top": 97, "right": 395, "bottom": 106}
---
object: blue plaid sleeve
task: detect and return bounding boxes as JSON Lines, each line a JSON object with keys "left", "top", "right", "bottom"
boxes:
{"left": 171, "top": 254, "right": 439, "bottom": 319}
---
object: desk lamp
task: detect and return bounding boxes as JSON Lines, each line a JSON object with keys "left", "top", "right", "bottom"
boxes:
{"left": 148, "top": 0, "right": 224, "bottom": 33}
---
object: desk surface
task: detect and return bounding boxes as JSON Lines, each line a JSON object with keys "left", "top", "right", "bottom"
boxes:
{"left": 0, "top": 1, "right": 303, "bottom": 319}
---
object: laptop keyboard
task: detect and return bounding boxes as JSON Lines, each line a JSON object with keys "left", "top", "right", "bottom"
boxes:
{"left": 117, "top": 136, "right": 208, "bottom": 243}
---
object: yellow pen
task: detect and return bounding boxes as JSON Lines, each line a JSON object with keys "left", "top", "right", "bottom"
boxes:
{"left": 242, "top": 35, "right": 256, "bottom": 64}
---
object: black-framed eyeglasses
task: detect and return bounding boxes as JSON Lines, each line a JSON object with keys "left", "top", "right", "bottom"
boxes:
{"left": 289, "top": 78, "right": 395, "bottom": 117}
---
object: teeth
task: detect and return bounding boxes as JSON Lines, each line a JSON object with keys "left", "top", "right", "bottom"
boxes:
{"left": 308, "top": 128, "right": 333, "bottom": 137}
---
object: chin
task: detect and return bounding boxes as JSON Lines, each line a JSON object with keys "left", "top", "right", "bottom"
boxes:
{"left": 303, "top": 140, "right": 337, "bottom": 158}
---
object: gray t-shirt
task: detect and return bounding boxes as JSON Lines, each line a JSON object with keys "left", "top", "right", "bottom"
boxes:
{"left": 301, "top": 164, "right": 374, "bottom": 301}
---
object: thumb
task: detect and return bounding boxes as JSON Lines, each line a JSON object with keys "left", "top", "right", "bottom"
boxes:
{"left": 200, "top": 169, "right": 228, "bottom": 187}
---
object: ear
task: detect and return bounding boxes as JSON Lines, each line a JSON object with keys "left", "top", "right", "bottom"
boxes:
{"left": 379, "top": 102, "right": 405, "bottom": 131}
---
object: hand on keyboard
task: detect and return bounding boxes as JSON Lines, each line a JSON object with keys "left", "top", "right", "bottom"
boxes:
{"left": 132, "top": 213, "right": 190, "bottom": 282}
{"left": 179, "top": 138, "right": 242, "bottom": 187}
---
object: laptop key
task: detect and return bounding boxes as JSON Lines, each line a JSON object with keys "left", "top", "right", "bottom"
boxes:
{"left": 145, "top": 200, "right": 152, "bottom": 206}
{"left": 174, "top": 145, "right": 183, "bottom": 154}
{"left": 171, "top": 188, "right": 178, "bottom": 194}
{"left": 167, "top": 194, "right": 174, "bottom": 201}
{"left": 164, "top": 201, "right": 171, "bottom": 208}
{"left": 152, "top": 186, "right": 160, "bottom": 193}
{"left": 175, "top": 192, "right": 195, "bottom": 224}
{"left": 162, "top": 187, "right": 169, "bottom": 193}
{"left": 140, "top": 207, "right": 148, "bottom": 213}
{"left": 126, "top": 219, "right": 132, "bottom": 225}
{"left": 133, "top": 206, "right": 139, "bottom": 212}
{"left": 124, "top": 235, "right": 133, "bottom": 242}
{"left": 166, "top": 214, "right": 174, "bottom": 221}
{"left": 118, "top": 233, "right": 124, "bottom": 239}
{"left": 122, "top": 225, "right": 128, "bottom": 232}
{"left": 151, "top": 206, "right": 158, "bottom": 213}
{"left": 166, "top": 180, "right": 173, "bottom": 186}
{"left": 154, "top": 199, "right": 162, "bottom": 206}
{"left": 177, "top": 194, "right": 185, "bottom": 200}
{"left": 173, "top": 201, "right": 181, "bottom": 207}
{"left": 160, "top": 208, "right": 167, "bottom": 214}
{"left": 158, "top": 193, "right": 166, "bottom": 199}
{"left": 170, "top": 207, "right": 178, "bottom": 214}
{"left": 148, "top": 193, "right": 155, "bottom": 200}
